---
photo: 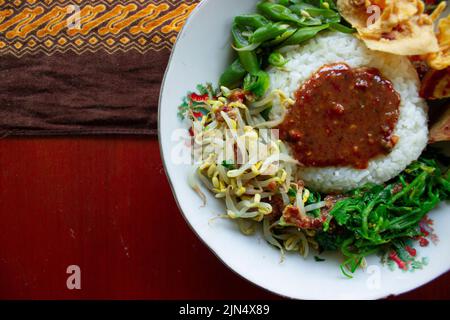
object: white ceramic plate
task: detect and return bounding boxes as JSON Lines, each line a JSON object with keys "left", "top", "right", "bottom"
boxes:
{"left": 159, "top": 0, "right": 450, "bottom": 300}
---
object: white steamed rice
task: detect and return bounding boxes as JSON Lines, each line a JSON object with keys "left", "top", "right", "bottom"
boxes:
{"left": 267, "top": 32, "right": 428, "bottom": 192}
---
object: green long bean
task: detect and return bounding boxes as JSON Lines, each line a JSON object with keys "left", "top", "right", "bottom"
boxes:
{"left": 257, "top": 1, "right": 304, "bottom": 25}
{"left": 231, "top": 23, "right": 260, "bottom": 74}
{"left": 280, "top": 24, "right": 329, "bottom": 46}
{"left": 219, "top": 59, "right": 247, "bottom": 88}
{"left": 234, "top": 14, "right": 270, "bottom": 29}
{"left": 219, "top": 0, "right": 355, "bottom": 98}
{"left": 250, "top": 22, "right": 291, "bottom": 44}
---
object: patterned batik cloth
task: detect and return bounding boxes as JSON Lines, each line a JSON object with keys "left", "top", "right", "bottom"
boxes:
{"left": 0, "top": 0, "right": 198, "bottom": 136}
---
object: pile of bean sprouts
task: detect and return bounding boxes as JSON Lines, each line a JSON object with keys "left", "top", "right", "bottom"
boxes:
{"left": 187, "top": 87, "right": 326, "bottom": 258}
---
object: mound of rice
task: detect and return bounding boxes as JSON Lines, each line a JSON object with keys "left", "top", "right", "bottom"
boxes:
{"left": 268, "top": 32, "right": 428, "bottom": 192}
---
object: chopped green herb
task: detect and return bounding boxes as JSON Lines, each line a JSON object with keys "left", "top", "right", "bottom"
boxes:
{"left": 314, "top": 256, "right": 326, "bottom": 262}
{"left": 287, "top": 188, "right": 297, "bottom": 198}
{"left": 221, "top": 160, "right": 235, "bottom": 170}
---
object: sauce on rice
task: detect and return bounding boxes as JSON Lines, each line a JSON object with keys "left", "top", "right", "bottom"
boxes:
{"left": 279, "top": 63, "right": 401, "bottom": 169}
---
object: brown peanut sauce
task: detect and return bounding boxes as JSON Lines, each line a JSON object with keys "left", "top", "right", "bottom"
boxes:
{"left": 278, "top": 63, "right": 401, "bottom": 169}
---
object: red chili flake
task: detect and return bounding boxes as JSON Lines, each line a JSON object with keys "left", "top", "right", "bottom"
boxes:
{"left": 229, "top": 90, "right": 246, "bottom": 102}
{"left": 221, "top": 106, "right": 230, "bottom": 113}
{"left": 419, "top": 237, "right": 429, "bottom": 247}
{"left": 422, "top": 216, "right": 434, "bottom": 226}
{"left": 425, "top": 0, "right": 437, "bottom": 5}
{"left": 405, "top": 246, "right": 417, "bottom": 257}
{"left": 409, "top": 55, "right": 422, "bottom": 62}
{"left": 190, "top": 93, "right": 209, "bottom": 102}
{"left": 288, "top": 129, "right": 303, "bottom": 141}
{"left": 189, "top": 127, "right": 194, "bottom": 137}
{"left": 192, "top": 111, "right": 203, "bottom": 119}
{"left": 431, "top": 234, "right": 439, "bottom": 245}
{"left": 381, "top": 32, "right": 396, "bottom": 40}
{"left": 389, "top": 251, "right": 407, "bottom": 270}
{"left": 420, "top": 226, "right": 430, "bottom": 237}
{"left": 267, "top": 181, "right": 278, "bottom": 192}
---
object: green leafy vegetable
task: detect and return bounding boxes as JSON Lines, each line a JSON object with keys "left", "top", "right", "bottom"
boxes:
{"left": 321, "top": 155, "right": 449, "bottom": 275}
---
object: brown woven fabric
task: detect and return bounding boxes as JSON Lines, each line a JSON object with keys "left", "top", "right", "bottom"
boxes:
{"left": 0, "top": 0, "right": 199, "bottom": 136}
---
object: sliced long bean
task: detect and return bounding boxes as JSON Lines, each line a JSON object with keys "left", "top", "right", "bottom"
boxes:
{"left": 329, "top": 22, "right": 355, "bottom": 34}
{"left": 289, "top": 4, "right": 340, "bottom": 24}
{"left": 231, "top": 23, "right": 260, "bottom": 74}
{"left": 268, "top": 52, "right": 288, "bottom": 67}
{"left": 257, "top": 1, "right": 304, "bottom": 25}
{"left": 262, "top": 27, "right": 297, "bottom": 47}
{"left": 280, "top": 24, "right": 329, "bottom": 46}
{"left": 250, "top": 22, "right": 291, "bottom": 44}
{"left": 234, "top": 14, "right": 270, "bottom": 29}
{"left": 219, "top": 59, "right": 247, "bottom": 88}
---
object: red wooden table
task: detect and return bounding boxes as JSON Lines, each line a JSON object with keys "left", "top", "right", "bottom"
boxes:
{"left": 0, "top": 137, "right": 448, "bottom": 299}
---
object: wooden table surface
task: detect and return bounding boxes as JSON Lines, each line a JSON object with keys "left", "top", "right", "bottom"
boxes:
{"left": 0, "top": 137, "right": 448, "bottom": 299}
